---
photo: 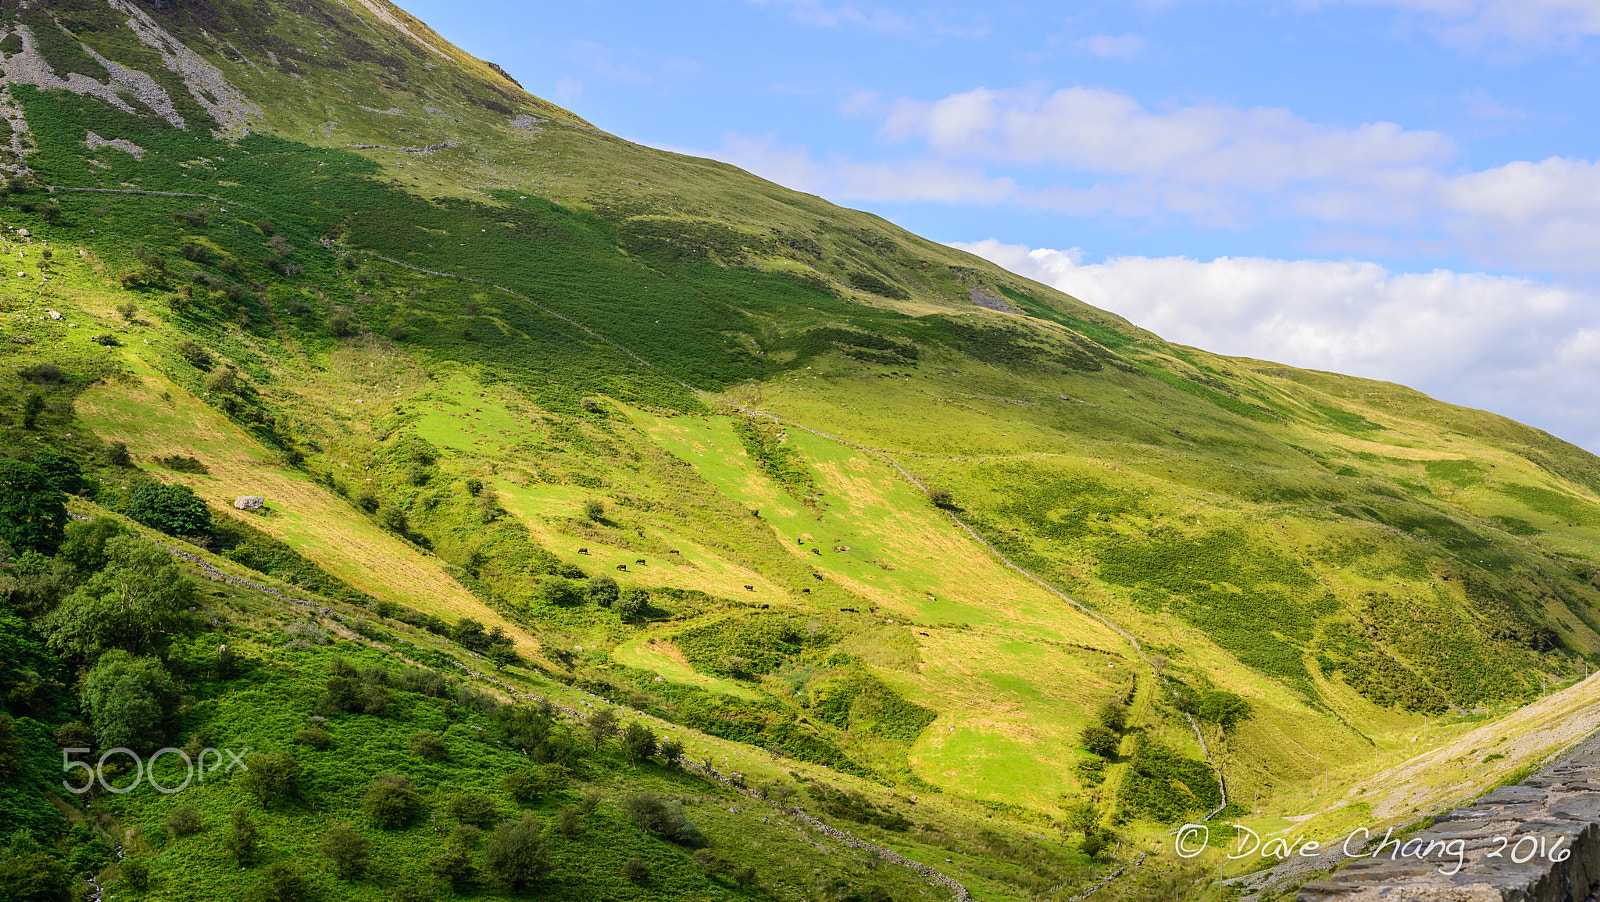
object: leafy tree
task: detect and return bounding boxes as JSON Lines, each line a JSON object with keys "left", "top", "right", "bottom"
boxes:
{"left": 585, "top": 707, "right": 620, "bottom": 751}
{"left": 120, "top": 856, "right": 150, "bottom": 891}
{"left": 41, "top": 535, "right": 198, "bottom": 659}
{"left": 1062, "top": 796, "right": 1099, "bottom": 837}
{"left": 258, "top": 861, "right": 310, "bottom": 902}
{"left": 1082, "top": 828, "right": 1114, "bottom": 859}
{"left": 623, "top": 794, "right": 705, "bottom": 847}
{"left": 615, "top": 588, "right": 648, "bottom": 621}
{"left": 1096, "top": 698, "right": 1127, "bottom": 733}
{"left": 583, "top": 499, "right": 605, "bottom": 521}
{"left": 242, "top": 751, "right": 300, "bottom": 809}
{"left": 659, "top": 737, "right": 685, "bottom": 767}
{"left": 124, "top": 481, "right": 213, "bottom": 538}
{"left": 321, "top": 823, "right": 371, "bottom": 880}
{"left": 29, "top": 451, "right": 87, "bottom": 496}
{"left": 363, "top": 773, "right": 423, "bottom": 829}
{"left": 622, "top": 721, "right": 657, "bottom": 763}
{"left": 1079, "top": 723, "right": 1119, "bottom": 759}
{"left": 585, "top": 575, "right": 619, "bottom": 607}
{"left": 553, "top": 805, "right": 582, "bottom": 836}
{"left": 408, "top": 731, "right": 448, "bottom": 760}
{"left": 451, "top": 617, "right": 488, "bottom": 650}
{"left": 0, "top": 460, "right": 68, "bottom": 555}
{"left": 55, "top": 518, "right": 126, "bottom": 575}
{"left": 448, "top": 792, "right": 501, "bottom": 828}
{"left": 296, "top": 725, "right": 334, "bottom": 749}
{"left": 504, "top": 764, "right": 568, "bottom": 804}
{"left": 0, "top": 714, "right": 23, "bottom": 782}
{"left": 622, "top": 857, "right": 650, "bottom": 883}
{"left": 165, "top": 805, "right": 204, "bottom": 837}
{"left": 536, "top": 576, "right": 582, "bottom": 606}
{"left": 483, "top": 813, "right": 550, "bottom": 893}
{"left": 175, "top": 339, "right": 212, "bottom": 369}
{"left": 0, "top": 852, "right": 73, "bottom": 902}
{"left": 228, "top": 806, "right": 260, "bottom": 866}
{"left": 21, "top": 393, "right": 45, "bottom": 430}
{"left": 79, "top": 651, "right": 179, "bottom": 752}
{"left": 431, "top": 841, "right": 477, "bottom": 892}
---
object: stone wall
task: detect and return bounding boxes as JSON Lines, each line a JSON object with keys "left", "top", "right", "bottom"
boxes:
{"left": 1299, "top": 730, "right": 1600, "bottom": 901}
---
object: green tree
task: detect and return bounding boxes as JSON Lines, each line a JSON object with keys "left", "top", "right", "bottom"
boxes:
{"left": 1096, "top": 698, "right": 1127, "bottom": 733}
{"left": 1062, "top": 796, "right": 1099, "bottom": 837}
{"left": 21, "top": 393, "right": 45, "bottom": 430}
{"left": 447, "top": 793, "right": 501, "bottom": 828}
{"left": 242, "top": 751, "right": 300, "bottom": 809}
{"left": 622, "top": 721, "right": 657, "bottom": 764}
{"left": 55, "top": 518, "right": 126, "bottom": 575}
{"left": 615, "top": 588, "right": 648, "bottom": 621}
{"left": 659, "top": 737, "right": 685, "bottom": 767}
{"left": 41, "top": 535, "right": 198, "bottom": 659}
{"left": 0, "top": 460, "right": 68, "bottom": 555}
{"left": 228, "top": 806, "right": 260, "bottom": 866}
{"left": 483, "top": 813, "right": 550, "bottom": 893}
{"left": 585, "top": 707, "right": 620, "bottom": 751}
{"left": 363, "top": 773, "right": 423, "bottom": 829}
{"left": 585, "top": 575, "right": 619, "bottom": 607}
{"left": 622, "top": 793, "right": 705, "bottom": 847}
{"left": 29, "top": 451, "right": 87, "bottom": 496}
{"left": 124, "top": 481, "right": 213, "bottom": 538}
{"left": 504, "top": 764, "right": 568, "bottom": 804}
{"left": 79, "top": 651, "right": 179, "bottom": 752}
{"left": 1080, "top": 723, "right": 1119, "bottom": 759}
{"left": 431, "top": 841, "right": 477, "bottom": 892}
{"left": 321, "top": 823, "right": 371, "bottom": 880}
{"left": 536, "top": 576, "right": 582, "bottom": 606}
{"left": 0, "top": 714, "right": 24, "bottom": 782}
{"left": 259, "top": 861, "right": 309, "bottom": 902}
{"left": 0, "top": 852, "right": 74, "bottom": 902}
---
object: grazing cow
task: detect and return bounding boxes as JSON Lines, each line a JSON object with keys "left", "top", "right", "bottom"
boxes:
{"left": 743, "top": 585, "right": 754, "bottom": 591}
{"left": 636, "top": 559, "right": 646, "bottom": 565}
{"left": 578, "top": 548, "right": 589, "bottom": 554}
{"left": 617, "top": 564, "right": 627, "bottom": 571}
{"left": 813, "top": 574, "right": 823, "bottom": 581}
{"left": 669, "top": 549, "right": 680, "bottom": 554}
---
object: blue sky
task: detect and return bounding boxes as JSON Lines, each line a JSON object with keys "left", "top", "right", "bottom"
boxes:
{"left": 402, "top": 0, "right": 1600, "bottom": 452}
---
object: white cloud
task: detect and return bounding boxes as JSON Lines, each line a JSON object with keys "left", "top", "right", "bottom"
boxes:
{"left": 553, "top": 78, "right": 583, "bottom": 105}
{"left": 954, "top": 239, "right": 1600, "bottom": 450}
{"left": 1078, "top": 33, "right": 1147, "bottom": 58}
{"left": 651, "top": 133, "right": 1020, "bottom": 205}
{"left": 1335, "top": 0, "right": 1600, "bottom": 46}
{"left": 860, "top": 85, "right": 1600, "bottom": 272}
{"left": 744, "top": 0, "right": 907, "bottom": 29}
{"left": 880, "top": 87, "right": 1453, "bottom": 188}
{"left": 1462, "top": 88, "right": 1529, "bottom": 119}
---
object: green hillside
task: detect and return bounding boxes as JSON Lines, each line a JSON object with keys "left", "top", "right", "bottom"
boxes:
{"left": 3, "top": 2, "right": 1600, "bottom": 900}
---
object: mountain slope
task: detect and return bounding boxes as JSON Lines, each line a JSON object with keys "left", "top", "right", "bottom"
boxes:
{"left": 3, "top": 2, "right": 1600, "bottom": 900}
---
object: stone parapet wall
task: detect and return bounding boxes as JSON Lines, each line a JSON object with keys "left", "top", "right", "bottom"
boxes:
{"left": 1300, "top": 731, "right": 1600, "bottom": 901}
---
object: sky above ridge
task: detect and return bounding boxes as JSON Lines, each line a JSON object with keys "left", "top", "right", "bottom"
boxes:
{"left": 402, "top": 0, "right": 1600, "bottom": 452}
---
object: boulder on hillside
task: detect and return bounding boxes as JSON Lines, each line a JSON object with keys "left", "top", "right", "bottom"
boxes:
{"left": 234, "top": 496, "right": 266, "bottom": 511}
